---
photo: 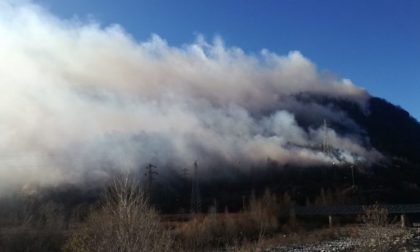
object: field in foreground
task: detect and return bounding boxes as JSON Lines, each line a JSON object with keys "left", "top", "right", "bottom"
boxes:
{"left": 1, "top": 177, "right": 419, "bottom": 251}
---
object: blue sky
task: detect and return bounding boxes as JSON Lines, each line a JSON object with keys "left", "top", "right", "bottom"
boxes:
{"left": 37, "top": 0, "right": 420, "bottom": 120}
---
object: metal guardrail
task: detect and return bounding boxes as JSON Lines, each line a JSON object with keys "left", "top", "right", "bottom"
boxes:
{"left": 293, "top": 204, "right": 420, "bottom": 216}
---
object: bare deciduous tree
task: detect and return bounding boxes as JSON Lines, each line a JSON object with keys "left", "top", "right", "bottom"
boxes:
{"left": 64, "top": 176, "right": 172, "bottom": 252}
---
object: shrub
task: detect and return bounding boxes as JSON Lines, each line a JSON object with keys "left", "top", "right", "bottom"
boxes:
{"left": 360, "top": 203, "right": 389, "bottom": 226}
{"left": 174, "top": 189, "right": 280, "bottom": 250}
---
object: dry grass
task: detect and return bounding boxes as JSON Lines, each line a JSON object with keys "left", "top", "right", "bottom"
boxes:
{"left": 173, "top": 212, "right": 261, "bottom": 250}
{"left": 228, "top": 218, "right": 410, "bottom": 252}
{"left": 63, "top": 189, "right": 400, "bottom": 252}
{"left": 227, "top": 225, "right": 371, "bottom": 252}
{"left": 173, "top": 189, "right": 281, "bottom": 251}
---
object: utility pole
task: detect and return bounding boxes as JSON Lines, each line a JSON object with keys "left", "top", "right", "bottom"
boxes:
{"left": 190, "top": 161, "right": 201, "bottom": 214}
{"left": 351, "top": 165, "right": 355, "bottom": 188}
{"left": 144, "top": 163, "right": 158, "bottom": 201}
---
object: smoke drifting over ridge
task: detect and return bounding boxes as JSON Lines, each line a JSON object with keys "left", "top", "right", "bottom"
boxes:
{"left": 0, "top": 1, "right": 381, "bottom": 191}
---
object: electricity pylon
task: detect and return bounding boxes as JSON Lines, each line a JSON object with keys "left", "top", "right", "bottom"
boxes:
{"left": 190, "top": 161, "right": 201, "bottom": 214}
{"left": 144, "top": 163, "right": 158, "bottom": 201}
{"left": 322, "top": 119, "right": 330, "bottom": 155}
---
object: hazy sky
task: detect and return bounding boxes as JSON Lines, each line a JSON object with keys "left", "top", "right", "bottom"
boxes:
{"left": 36, "top": 0, "right": 420, "bottom": 120}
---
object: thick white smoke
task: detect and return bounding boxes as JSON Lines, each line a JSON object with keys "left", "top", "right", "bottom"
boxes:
{"left": 0, "top": 1, "right": 381, "bottom": 191}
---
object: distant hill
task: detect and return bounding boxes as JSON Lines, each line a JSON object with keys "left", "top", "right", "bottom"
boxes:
{"left": 290, "top": 93, "right": 420, "bottom": 165}
{"left": 9, "top": 94, "right": 420, "bottom": 213}
{"left": 354, "top": 97, "right": 420, "bottom": 164}
{"left": 322, "top": 96, "right": 420, "bottom": 164}
{"left": 153, "top": 95, "right": 420, "bottom": 210}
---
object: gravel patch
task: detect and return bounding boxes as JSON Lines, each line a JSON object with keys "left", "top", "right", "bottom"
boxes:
{"left": 264, "top": 227, "right": 419, "bottom": 252}
{"left": 265, "top": 237, "right": 361, "bottom": 252}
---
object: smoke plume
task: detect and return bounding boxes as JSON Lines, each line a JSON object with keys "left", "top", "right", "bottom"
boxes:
{"left": 0, "top": 1, "right": 381, "bottom": 191}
